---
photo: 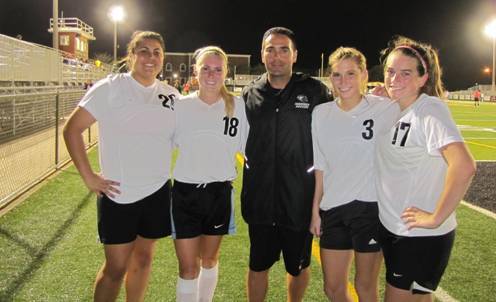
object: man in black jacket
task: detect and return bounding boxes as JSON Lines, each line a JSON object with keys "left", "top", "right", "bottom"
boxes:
{"left": 242, "top": 27, "right": 332, "bottom": 301}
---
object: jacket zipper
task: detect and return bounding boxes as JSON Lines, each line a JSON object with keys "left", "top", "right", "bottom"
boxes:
{"left": 273, "top": 103, "right": 279, "bottom": 227}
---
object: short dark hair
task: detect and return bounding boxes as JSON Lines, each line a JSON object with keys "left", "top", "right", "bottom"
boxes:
{"left": 262, "top": 27, "right": 297, "bottom": 50}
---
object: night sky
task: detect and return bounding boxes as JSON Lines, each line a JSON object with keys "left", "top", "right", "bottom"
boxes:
{"left": 1, "top": 0, "right": 496, "bottom": 90}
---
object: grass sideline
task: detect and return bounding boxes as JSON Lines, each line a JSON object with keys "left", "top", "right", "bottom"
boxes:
{"left": 0, "top": 150, "right": 328, "bottom": 301}
{"left": 1, "top": 149, "right": 495, "bottom": 301}
{"left": 448, "top": 100, "right": 496, "bottom": 160}
{"left": 0, "top": 100, "right": 494, "bottom": 301}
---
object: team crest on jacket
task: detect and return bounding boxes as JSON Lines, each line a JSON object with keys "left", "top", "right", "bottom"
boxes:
{"left": 295, "top": 94, "right": 310, "bottom": 109}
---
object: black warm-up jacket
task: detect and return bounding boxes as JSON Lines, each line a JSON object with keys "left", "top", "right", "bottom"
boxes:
{"left": 241, "top": 72, "right": 332, "bottom": 231}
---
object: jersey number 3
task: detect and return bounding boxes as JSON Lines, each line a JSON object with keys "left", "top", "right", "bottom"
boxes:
{"left": 362, "top": 119, "right": 374, "bottom": 140}
{"left": 223, "top": 116, "right": 239, "bottom": 137}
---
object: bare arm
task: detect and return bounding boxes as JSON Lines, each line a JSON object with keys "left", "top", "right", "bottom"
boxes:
{"left": 309, "top": 169, "right": 324, "bottom": 236}
{"left": 63, "top": 107, "right": 120, "bottom": 197}
{"left": 401, "top": 142, "right": 476, "bottom": 229}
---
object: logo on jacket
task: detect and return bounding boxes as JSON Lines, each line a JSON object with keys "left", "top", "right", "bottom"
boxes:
{"left": 295, "top": 94, "right": 310, "bottom": 109}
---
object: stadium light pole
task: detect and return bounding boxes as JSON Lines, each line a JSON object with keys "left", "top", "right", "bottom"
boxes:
{"left": 484, "top": 19, "right": 496, "bottom": 93}
{"left": 108, "top": 5, "right": 125, "bottom": 63}
{"left": 52, "top": 0, "right": 58, "bottom": 49}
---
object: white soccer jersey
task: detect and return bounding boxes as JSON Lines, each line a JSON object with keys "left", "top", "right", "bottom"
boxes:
{"left": 79, "top": 73, "right": 180, "bottom": 204}
{"left": 312, "top": 94, "right": 400, "bottom": 210}
{"left": 376, "top": 94, "right": 463, "bottom": 236}
{"left": 173, "top": 93, "right": 248, "bottom": 183}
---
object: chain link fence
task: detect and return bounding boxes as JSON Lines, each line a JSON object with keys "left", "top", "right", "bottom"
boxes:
{"left": 0, "top": 87, "right": 98, "bottom": 208}
{"left": 0, "top": 33, "right": 112, "bottom": 209}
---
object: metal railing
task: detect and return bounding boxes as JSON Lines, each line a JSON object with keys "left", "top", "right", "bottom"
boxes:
{"left": 0, "top": 33, "right": 111, "bottom": 85}
{"left": 0, "top": 35, "right": 62, "bottom": 83}
{"left": 49, "top": 17, "right": 95, "bottom": 39}
{"left": 0, "top": 32, "right": 111, "bottom": 209}
{"left": 0, "top": 33, "right": 111, "bottom": 208}
{"left": 0, "top": 86, "right": 98, "bottom": 208}
{"left": 448, "top": 91, "right": 496, "bottom": 102}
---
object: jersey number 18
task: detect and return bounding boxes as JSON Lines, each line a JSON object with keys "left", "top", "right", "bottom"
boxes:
{"left": 223, "top": 116, "right": 239, "bottom": 137}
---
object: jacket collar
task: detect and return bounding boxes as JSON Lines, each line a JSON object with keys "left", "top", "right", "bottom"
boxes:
{"left": 253, "top": 72, "right": 310, "bottom": 92}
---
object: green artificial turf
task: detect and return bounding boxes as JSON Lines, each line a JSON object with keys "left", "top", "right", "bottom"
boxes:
{"left": 1, "top": 100, "right": 495, "bottom": 301}
{"left": 448, "top": 101, "right": 496, "bottom": 161}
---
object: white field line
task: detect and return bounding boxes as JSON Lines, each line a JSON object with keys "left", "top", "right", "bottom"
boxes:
{"left": 457, "top": 125, "right": 496, "bottom": 132}
{"left": 435, "top": 286, "right": 459, "bottom": 302}
{"left": 313, "top": 239, "right": 461, "bottom": 302}
{"left": 457, "top": 119, "right": 496, "bottom": 122}
{"left": 237, "top": 144, "right": 490, "bottom": 302}
{"left": 417, "top": 198, "right": 496, "bottom": 302}
{"left": 461, "top": 201, "right": 496, "bottom": 220}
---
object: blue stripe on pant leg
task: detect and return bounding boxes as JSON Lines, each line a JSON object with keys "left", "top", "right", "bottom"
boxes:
{"left": 170, "top": 194, "right": 177, "bottom": 239}
{"left": 228, "top": 187, "right": 236, "bottom": 234}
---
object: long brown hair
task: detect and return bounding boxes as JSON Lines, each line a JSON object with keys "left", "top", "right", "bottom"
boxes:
{"left": 194, "top": 46, "right": 235, "bottom": 117}
{"left": 380, "top": 35, "right": 445, "bottom": 98}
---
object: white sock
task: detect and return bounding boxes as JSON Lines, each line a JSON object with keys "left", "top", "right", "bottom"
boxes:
{"left": 198, "top": 264, "right": 219, "bottom": 302}
{"left": 176, "top": 277, "right": 198, "bottom": 302}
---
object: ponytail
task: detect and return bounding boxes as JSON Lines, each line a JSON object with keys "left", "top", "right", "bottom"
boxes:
{"left": 221, "top": 86, "right": 235, "bottom": 117}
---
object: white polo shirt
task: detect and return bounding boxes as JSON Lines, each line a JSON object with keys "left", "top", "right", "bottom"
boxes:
{"left": 312, "top": 94, "right": 400, "bottom": 210}
{"left": 79, "top": 73, "right": 180, "bottom": 204}
{"left": 376, "top": 94, "right": 463, "bottom": 236}
{"left": 173, "top": 93, "right": 248, "bottom": 183}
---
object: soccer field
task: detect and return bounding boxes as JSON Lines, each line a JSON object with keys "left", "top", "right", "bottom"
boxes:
{"left": 0, "top": 101, "right": 495, "bottom": 301}
{"left": 448, "top": 100, "right": 496, "bottom": 160}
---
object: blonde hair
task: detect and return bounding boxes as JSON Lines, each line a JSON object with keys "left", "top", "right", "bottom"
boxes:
{"left": 328, "top": 47, "right": 368, "bottom": 95}
{"left": 194, "top": 46, "right": 235, "bottom": 117}
{"left": 121, "top": 31, "right": 165, "bottom": 72}
{"left": 380, "top": 36, "right": 445, "bottom": 98}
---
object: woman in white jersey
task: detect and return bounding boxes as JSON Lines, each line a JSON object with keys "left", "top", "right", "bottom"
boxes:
{"left": 171, "top": 46, "right": 248, "bottom": 302}
{"left": 63, "top": 31, "right": 180, "bottom": 302}
{"left": 310, "top": 47, "right": 399, "bottom": 301}
{"left": 376, "top": 36, "right": 476, "bottom": 301}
